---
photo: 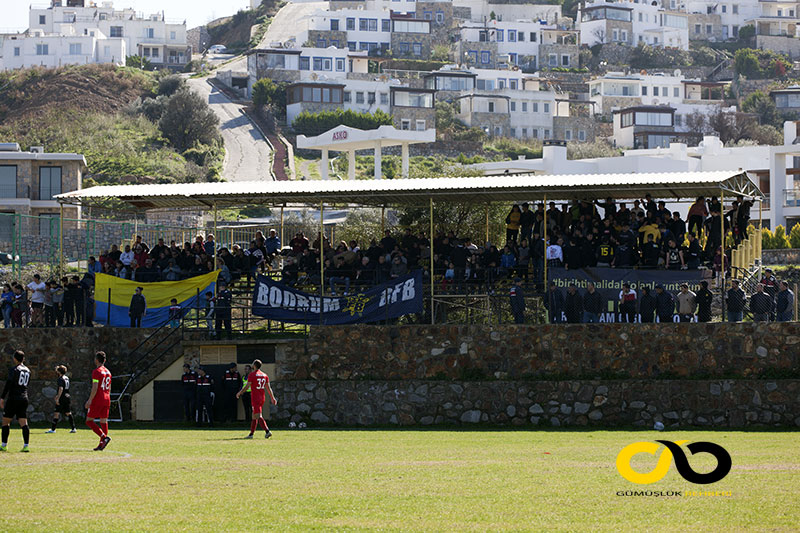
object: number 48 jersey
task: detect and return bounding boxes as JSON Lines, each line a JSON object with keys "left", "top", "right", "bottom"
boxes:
{"left": 247, "top": 370, "right": 269, "bottom": 407}
{"left": 92, "top": 365, "right": 112, "bottom": 403}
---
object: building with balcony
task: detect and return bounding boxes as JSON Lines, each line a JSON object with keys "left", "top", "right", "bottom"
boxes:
{"left": 0, "top": 144, "right": 84, "bottom": 240}
{"left": 246, "top": 47, "right": 370, "bottom": 91}
{"left": 1, "top": 29, "right": 125, "bottom": 70}
{"left": 302, "top": 8, "right": 395, "bottom": 56}
{"left": 751, "top": 0, "right": 800, "bottom": 57}
{"left": 459, "top": 19, "right": 544, "bottom": 71}
{"left": 770, "top": 85, "right": 800, "bottom": 114}
{"left": 684, "top": 0, "right": 760, "bottom": 40}
{"left": 28, "top": 0, "right": 190, "bottom": 69}
{"left": 579, "top": 0, "right": 689, "bottom": 49}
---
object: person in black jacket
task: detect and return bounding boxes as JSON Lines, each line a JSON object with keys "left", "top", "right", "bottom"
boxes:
{"left": 750, "top": 283, "right": 773, "bottom": 322}
{"left": 545, "top": 282, "right": 565, "bottom": 323}
{"left": 696, "top": 281, "right": 713, "bottom": 322}
{"left": 509, "top": 278, "right": 526, "bottom": 324}
{"left": 726, "top": 279, "right": 746, "bottom": 322}
{"left": 655, "top": 285, "right": 675, "bottom": 323}
{"left": 564, "top": 284, "right": 583, "bottom": 323}
{"left": 685, "top": 232, "right": 702, "bottom": 269}
{"left": 128, "top": 287, "right": 146, "bottom": 327}
{"left": 582, "top": 282, "right": 604, "bottom": 323}
{"left": 776, "top": 281, "right": 794, "bottom": 322}
{"left": 640, "top": 287, "right": 656, "bottom": 323}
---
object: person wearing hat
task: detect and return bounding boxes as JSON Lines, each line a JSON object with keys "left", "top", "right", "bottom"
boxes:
{"left": 222, "top": 363, "right": 241, "bottom": 423}
{"left": 696, "top": 281, "right": 713, "bottom": 323}
{"left": 181, "top": 363, "right": 198, "bottom": 423}
{"left": 128, "top": 286, "right": 146, "bottom": 327}
{"left": 776, "top": 281, "right": 794, "bottom": 322}
{"left": 195, "top": 367, "right": 215, "bottom": 427}
{"left": 509, "top": 277, "right": 526, "bottom": 324}
{"left": 726, "top": 279, "right": 746, "bottom": 322}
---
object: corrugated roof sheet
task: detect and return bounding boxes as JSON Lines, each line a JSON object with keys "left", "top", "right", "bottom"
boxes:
{"left": 56, "top": 171, "right": 762, "bottom": 209}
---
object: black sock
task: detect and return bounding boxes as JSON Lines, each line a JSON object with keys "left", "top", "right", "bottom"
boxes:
{"left": 21, "top": 425, "right": 29, "bottom": 445}
{"left": 51, "top": 418, "right": 58, "bottom": 431}
{"left": 67, "top": 415, "right": 75, "bottom": 430}
{"left": 2, "top": 425, "right": 9, "bottom": 445}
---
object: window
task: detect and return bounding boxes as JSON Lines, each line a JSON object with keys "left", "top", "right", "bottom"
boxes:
{"left": 267, "top": 54, "right": 286, "bottom": 68}
{"left": 510, "top": 101, "right": 516, "bottom": 112}
{"left": 511, "top": 128, "right": 516, "bottom": 137}
{"left": 380, "top": 43, "right": 389, "bottom": 55}
{"left": 706, "top": 24, "right": 712, "bottom": 35}
{"left": 316, "top": 38, "right": 327, "bottom": 48}
{"left": 621, "top": 30, "right": 627, "bottom": 41}
{"left": 39, "top": 167, "right": 62, "bottom": 200}
{"left": 635, "top": 111, "right": 672, "bottom": 126}
{"left": 382, "top": 19, "right": 390, "bottom": 32}
{"left": 143, "top": 47, "right": 151, "bottom": 57}
{"left": 0, "top": 166, "right": 17, "bottom": 198}
{"left": 151, "top": 48, "right": 159, "bottom": 58}
{"left": 467, "top": 50, "right": 478, "bottom": 64}
{"left": 494, "top": 126, "right": 502, "bottom": 136}
{"left": 653, "top": 87, "right": 659, "bottom": 96}
{"left": 533, "top": 102, "right": 538, "bottom": 112}
{"left": 518, "top": 32, "right": 524, "bottom": 42}
{"left": 622, "top": 86, "right": 630, "bottom": 96}
{"left": 578, "top": 130, "right": 586, "bottom": 141}
{"left": 673, "top": 87, "right": 679, "bottom": 98}
{"left": 393, "top": 90, "right": 433, "bottom": 107}
{"left": 36, "top": 44, "right": 49, "bottom": 56}
{"left": 436, "top": 11, "right": 444, "bottom": 24}
{"left": 331, "top": 19, "right": 339, "bottom": 31}
{"left": 530, "top": 32, "right": 536, "bottom": 42}
{"left": 300, "top": 57, "right": 310, "bottom": 70}
{"left": 521, "top": 128, "right": 527, "bottom": 138}
{"left": 481, "top": 51, "right": 491, "bottom": 64}
{"left": 347, "top": 18, "right": 355, "bottom": 30}
{"left": 732, "top": 4, "right": 738, "bottom": 14}
{"left": 413, "top": 43, "right": 422, "bottom": 56}
{"left": 498, "top": 79, "right": 506, "bottom": 89}
{"left": 415, "top": 119, "right": 426, "bottom": 130}
{"left": 532, "top": 129, "right": 538, "bottom": 139}
{"left": 565, "top": 129, "right": 572, "bottom": 140}
{"left": 38, "top": 214, "right": 58, "bottom": 237}
{"left": 13, "top": 47, "right": 20, "bottom": 57}
{"left": 612, "top": 29, "right": 618, "bottom": 41}
{"left": 509, "top": 30, "right": 516, "bottom": 42}
{"left": 423, "top": 11, "right": 432, "bottom": 20}
{"left": 497, "top": 30, "right": 504, "bottom": 42}
{"left": 544, "top": 103, "right": 550, "bottom": 113}
{"left": 476, "top": 79, "right": 494, "bottom": 90}
{"left": 344, "top": 91, "right": 351, "bottom": 103}
{"left": 639, "top": 13, "right": 643, "bottom": 22}
{"left": 642, "top": 86, "right": 648, "bottom": 96}
{"left": 146, "top": 28, "right": 155, "bottom": 39}
{"left": 110, "top": 26, "right": 123, "bottom": 37}
{"left": 544, "top": 129, "right": 550, "bottom": 139}
{"left": 722, "top": 4, "right": 726, "bottom": 12}
{"left": 347, "top": 42, "right": 356, "bottom": 51}
{"left": 561, "top": 54, "right": 570, "bottom": 67}
{"left": 330, "top": 39, "right": 339, "bottom": 48}
{"left": 336, "top": 58, "right": 345, "bottom": 71}
{"left": 733, "top": 25, "right": 739, "bottom": 37}
{"left": 479, "top": 31, "right": 488, "bottom": 42}
{"left": 509, "top": 79, "right": 518, "bottom": 90}
{"left": 380, "top": 93, "right": 388, "bottom": 105}
{"left": 370, "top": 19, "right": 378, "bottom": 31}
{"left": 393, "top": 20, "right": 430, "bottom": 33}
{"left": 548, "top": 54, "right": 557, "bottom": 67}
{"left": 398, "top": 42, "right": 409, "bottom": 54}
{"left": 695, "top": 24, "right": 701, "bottom": 34}
{"left": 356, "top": 92, "right": 364, "bottom": 104}
{"left": 368, "top": 92, "right": 376, "bottom": 104}
{"left": 170, "top": 31, "right": 176, "bottom": 40}
{"left": 359, "top": 18, "right": 368, "bottom": 31}
{"left": 400, "top": 119, "right": 410, "bottom": 130}
{"left": 522, "top": 102, "right": 527, "bottom": 112}
{"left": 675, "top": 114, "right": 682, "bottom": 126}
{"left": 488, "top": 102, "right": 495, "bottom": 112}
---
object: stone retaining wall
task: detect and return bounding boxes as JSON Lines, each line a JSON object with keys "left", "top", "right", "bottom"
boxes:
{"left": 271, "top": 379, "right": 800, "bottom": 427}
{"left": 763, "top": 248, "right": 800, "bottom": 265}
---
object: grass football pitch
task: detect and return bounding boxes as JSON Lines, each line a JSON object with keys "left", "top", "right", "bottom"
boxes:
{"left": 1, "top": 427, "right": 798, "bottom": 531}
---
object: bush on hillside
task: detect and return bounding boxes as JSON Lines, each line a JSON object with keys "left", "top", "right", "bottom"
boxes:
{"left": 734, "top": 48, "right": 790, "bottom": 79}
{"left": 291, "top": 108, "right": 393, "bottom": 136}
{"left": 158, "top": 74, "right": 186, "bottom": 97}
{"left": 790, "top": 223, "right": 800, "bottom": 248}
{"left": 252, "top": 78, "right": 287, "bottom": 111}
{"left": 159, "top": 89, "right": 221, "bottom": 151}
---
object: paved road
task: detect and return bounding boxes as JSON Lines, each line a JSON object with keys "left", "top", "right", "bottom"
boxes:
{"left": 187, "top": 77, "right": 273, "bottom": 181}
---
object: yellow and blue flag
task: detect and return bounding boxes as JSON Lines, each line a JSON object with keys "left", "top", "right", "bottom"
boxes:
{"left": 95, "top": 271, "right": 218, "bottom": 327}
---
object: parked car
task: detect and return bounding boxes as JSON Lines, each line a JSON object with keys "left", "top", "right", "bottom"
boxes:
{"left": 208, "top": 44, "right": 227, "bottom": 53}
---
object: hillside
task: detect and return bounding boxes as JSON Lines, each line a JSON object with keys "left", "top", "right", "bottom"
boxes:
{"left": 201, "top": 0, "right": 284, "bottom": 52}
{"left": 0, "top": 64, "right": 222, "bottom": 186}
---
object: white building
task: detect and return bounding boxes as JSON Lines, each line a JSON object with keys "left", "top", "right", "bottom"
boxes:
{"left": 579, "top": 0, "right": 689, "bottom": 49}
{"left": 302, "top": 8, "right": 394, "bottom": 55}
{"left": 749, "top": 0, "right": 800, "bottom": 57}
{"left": 459, "top": 19, "right": 543, "bottom": 70}
{"left": 1, "top": 29, "right": 125, "bottom": 70}
{"left": 247, "top": 47, "right": 370, "bottom": 91}
{"left": 683, "top": 0, "right": 760, "bottom": 40}
{"left": 453, "top": 0, "right": 561, "bottom": 24}
{"left": 29, "top": 0, "right": 190, "bottom": 69}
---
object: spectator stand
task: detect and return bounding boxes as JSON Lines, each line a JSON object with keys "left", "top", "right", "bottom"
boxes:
{"left": 56, "top": 170, "right": 764, "bottom": 326}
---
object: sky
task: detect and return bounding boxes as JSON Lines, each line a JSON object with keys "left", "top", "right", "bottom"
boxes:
{"left": 4, "top": 0, "right": 253, "bottom": 32}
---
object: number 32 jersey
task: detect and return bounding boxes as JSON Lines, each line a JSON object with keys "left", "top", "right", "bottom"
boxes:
{"left": 92, "top": 366, "right": 112, "bottom": 404}
{"left": 247, "top": 370, "right": 269, "bottom": 406}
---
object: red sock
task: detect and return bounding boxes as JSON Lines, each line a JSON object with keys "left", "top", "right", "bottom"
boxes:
{"left": 249, "top": 420, "right": 257, "bottom": 434}
{"left": 100, "top": 422, "right": 108, "bottom": 436}
{"left": 86, "top": 420, "right": 104, "bottom": 438}
{"left": 257, "top": 418, "right": 269, "bottom": 432}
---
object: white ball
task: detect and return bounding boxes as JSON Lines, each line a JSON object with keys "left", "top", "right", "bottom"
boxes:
{"left": 298, "top": 422, "right": 307, "bottom": 429}
{"left": 288, "top": 421, "right": 296, "bottom": 429}
{"left": 654, "top": 421, "right": 665, "bottom": 431}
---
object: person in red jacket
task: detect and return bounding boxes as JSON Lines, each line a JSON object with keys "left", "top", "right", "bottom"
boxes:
{"left": 236, "top": 359, "right": 277, "bottom": 439}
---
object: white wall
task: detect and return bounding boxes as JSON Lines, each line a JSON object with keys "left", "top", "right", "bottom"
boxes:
{"left": 1, "top": 34, "right": 126, "bottom": 70}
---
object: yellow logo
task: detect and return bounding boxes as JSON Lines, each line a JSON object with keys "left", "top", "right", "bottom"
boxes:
{"left": 616, "top": 440, "right": 732, "bottom": 485}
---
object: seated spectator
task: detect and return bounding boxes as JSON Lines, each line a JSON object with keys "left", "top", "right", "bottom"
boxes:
{"left": 282, "top": 256, "right": 299, "bottom": 287}
{"left": 119, "top": 245, "right": 134, "bottom": 266}
{"left": 88, "top": 256, "right": 102, "bottom": 276}
{"left": 389, "top": 255, "right": 408, "bottom": 279}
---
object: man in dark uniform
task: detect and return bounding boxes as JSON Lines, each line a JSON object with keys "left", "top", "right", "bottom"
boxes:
{"left": 0, "top": 350, "right": 31, "bottom": 452}
{"left": 47, "top": 364, "right": 76, "bottom": 433}
{"left": 240, "top": 364, "right": 252, "bottom": 424}
{"left": 509, "top": 278, "right": 525, "bottom": 324}
{"left": 222, "top": 363, "right": 241, "bottom": 423}
{"left": 696, "top": 281, "right": 713, "bottom": 323}
{"left": 215, "top": 282, "right": 233, "bottom": 339}
{"left": 195, "top": 367, "right": 214, "bottom": 427}
{"left": 181, "top": 363, "right": 197, "bottom": 423}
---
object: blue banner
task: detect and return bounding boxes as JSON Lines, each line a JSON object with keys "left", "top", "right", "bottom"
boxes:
{"left": 251, "top": 271, "right": 423, "bottom": 324}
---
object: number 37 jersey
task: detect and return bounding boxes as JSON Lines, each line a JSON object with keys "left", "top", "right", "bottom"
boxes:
{"left": 92, "top": 366, "right": 112, "bottom": 403}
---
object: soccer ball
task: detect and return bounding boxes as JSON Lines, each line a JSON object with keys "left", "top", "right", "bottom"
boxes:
{"left": 298, "top": 422, "right": 307, "bottom": 429}
{"left": 288, "top": 421, "right": 297, "bottom": 429}
{"left": 654, "top": 421, "right": 665, "bottom": 431}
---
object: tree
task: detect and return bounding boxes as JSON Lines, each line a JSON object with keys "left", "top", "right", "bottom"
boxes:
{"left": 773, "top": 225, "right": 790, "bottom": 249}
{"left": 431, "top": 45, "right": 450, "bottom": 62}
{"left": 159, "top": 89, "right": 220, "bottom": 152}
{"left": 738, "top": 25, "right": 755, "bottom": 41}
{"left": 685, "top": 110, "right": 709, "bottom": 137}
{"left": 742, "top": 91, "right": 781, "bottom": 128}
{"left": 734, "top": 49, "right": 760, "bottom": 78}
{"left": 157, "top": 74, "right": 186, "bottom": 97}
{"left": 762, "top": 227, "right": 775, "bottom": 249}
{"left": 125, "top": 55, "right": 152, "bottom": 70}
{"left": 790, "top": 223, "right": 800, "bottom": 248}
{"left": 252, "top": 78, "right": 286, "bottom": 110}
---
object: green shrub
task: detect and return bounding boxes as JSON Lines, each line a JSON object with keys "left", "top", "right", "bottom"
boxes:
{"left": 157, "top": 75, "right": 186, "bottom": 97}
{"left": 773, "top": 225, "right": 790, "bottom": 249}
{"left": 790, "top": 223, "right": 800, "bottom": 248}
{"left": 252, "top": 78, "right": 286, "bottom": 110}
{"left": 292, "top": 108, "right": 393, "bottom": 136}
{"left": 762, "top": 227, "right": 774, "bottom": 249}
{"left": 159, "top": 89, "right": 221, "bottom": 151}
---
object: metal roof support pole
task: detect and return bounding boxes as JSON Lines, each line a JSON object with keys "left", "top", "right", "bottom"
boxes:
{"left": 381, "top": 206, "right": 385, "bottom": 234}
{"left": 348, "top": 150, "right": 356, "bottom": 180}
{"left": 213, "top": 201, "right": 218, "bottom": 297}
{"left": 374, "top": 141, "right": 382, "bottom": 180}
{"left": 430, "top": 196, "right": 434, "bottom": 325}
{"left": 485, "top": 204, "right": 489, "bottom": 245}
{"left": 321, "top": 149, "right": 329, "bottom": 181}
{"left": 59, "top": 203, "right": 64, "bottom": 280}
{"left": 401, "top": 143, "right": 409, "bottom": 179}
{"left": 543, "top": 194, "right": 549, "bottom": 324}
{"left": 280, "top": 206, "right": 285, "bottom": 251}
{"left": 319, "top": 200, "right": 324, "bottom": 326}
{"left": 758, "top": 198, "right": 763, "bottom": 268}
{"left": 720, "top": 188, "right": 726, "bottom": 322}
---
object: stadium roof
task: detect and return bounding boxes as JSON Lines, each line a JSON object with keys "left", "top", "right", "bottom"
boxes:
{"left": 55, "top": 170, "right": 762, "bottom": 210}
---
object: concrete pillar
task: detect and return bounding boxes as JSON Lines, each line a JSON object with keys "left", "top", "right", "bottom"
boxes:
{"left": 321, "top": 149, "right": 329, "bottom": 180}
{"left": 348, "top": 150, "right": 356, "bottom": 180}
{"left": 374, "top": 141, "right": 382, "bottom": 180}
{"left": 401, "top": 143, "right": 409, "bottom": 178}
{"left": 769, "top": 148, "right": 786, "bottom": 228}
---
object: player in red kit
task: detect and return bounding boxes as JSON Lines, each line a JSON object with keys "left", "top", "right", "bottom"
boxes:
{"left": 84, "top": 351, "right": 112, "bottom": 451}
{"left": 236, "top": 359, "right": 276, "bottom": 439}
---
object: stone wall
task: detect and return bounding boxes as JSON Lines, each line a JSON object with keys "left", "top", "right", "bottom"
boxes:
{"left": 390, "top": 107, "right": 436, "bottom": 130}
{"left": 688, "top": 13, "right": 723, "bottom": 42}
{"left": 391, "top": 32, "right": 435, "bottom": 60}
{"left": 763, "top": 248, "right": 800, "bottom": 265}
{"left": 553, "top": 116, "right": 596, "bottom": 143}
{"left": 539, "top": 44, "right": 580, "bottom": 70}
{"left": 277, "top": 324, "right": 800, "bottom": 381}
{"left": 756, "top": 35, "right": 800, "bottom": 60}
{"left": 599, "top": 95, "right": 642, "bottom": 116}
{"left": 308, "top": 30, "right": 348, "bottom": 49}
{"left": 271, "top": 379, "right": 800, "bottom": 427}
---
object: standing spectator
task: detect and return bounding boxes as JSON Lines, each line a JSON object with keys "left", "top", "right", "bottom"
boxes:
{"left": 222, "top": 363, "right": 241, "bottom": 424}
{"left": 696, "top": 281, "right": 713, "bottom": 323}
{"left": 655, "top": 285, "right": 675, "bottom": 323}
{"left": 750, "top": 283, "right": 772, "bottom": 322}
{"left": 582, "top": 282, "right": 604, "bottom": 323}
{"left": 564, "top": 284, "right": 583, "bottom": 323}
{"left": 195, "top": 367, "right": 214, "bottom": 427}
{"left": 546, "top": 237, "right": 563, "bottom": 269}
{"left": 687, "top": 197, "right": 708, "bottom": 236}
{"left": 0, "top": 284, "right": 12, "bottom": 328}
{"left": 265, "top": 229, "right": 281, "bottom": 256}
{"left": 664, "top": 240, "right": 685, "bottom": 270}
{"left": 641, "top": 234, "right": 660, "bottom": 269}
{"left": 545, "top": 282, "right": 565, "bottom": 323}
{"left": 670, "top": 212, "right": 686, "bottom": 244}
{"left": 168, "top": 298, "right": 182, "bottom": 328}
{"left": 776, "top": 281, "right": 794, "bottom": 322}
{"left": 181, "top": 363, "right": 197, "bottom": 423}
{"left": 640, "top": 287, "right": 656, "bottom": 323}
{"left": 685, "top": 233, "right": 702, "bottom": 270}
{"left": 204, "top": 291, "right": 215, "bottom": 337}
{"left": 11, "top": 284, "right": 26, "bottom": 327}
{"left": 760, "top": 268, "right": 778, "bottom": 320}
{"left": 505, "top": 205, "right": 522, "bottom": 244}
{"left": 240, "top": 364, "right": 252, "bottom": 424}
{"left": 676, "top": 283, "right": 697, "bottom": 322}
{"left": 509, "top": 278, "right": 525, "bottom": 324}
{"left": 726, "top": 280, "right": 746, "bottom": 322}
{"left": 519, "top": 203, "right": 534, "bottom": 244}
{"left": 27, "top": 274, "right": 46, "bottom": 327}
{"left": 43, "top": 281, "right": 55, "bottom": 327}
{"left": 129, "top": 287, "right": 146, "bottom": 327}
{"left": 51, "top": 280, "right": 64, "bottom": 327}
{"left": 215, "top": 282, "right": 233, "bottom": 339}
{"left": 66, "top": 276, "right": 84, "bottom": 326}
{"left": 618, "top": 283, "right": 637, "bottom": 323}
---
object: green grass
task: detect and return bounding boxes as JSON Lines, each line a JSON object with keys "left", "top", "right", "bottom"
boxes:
{"left": 2, "top": 428, "right": 799, "bottom": 531}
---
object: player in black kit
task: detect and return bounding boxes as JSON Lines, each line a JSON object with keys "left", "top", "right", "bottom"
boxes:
{"left": 0, "top": 350, "right": 31, "bottom": 452}
{"left": 46, "top": 365, "right": 77, "bottom": 434}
